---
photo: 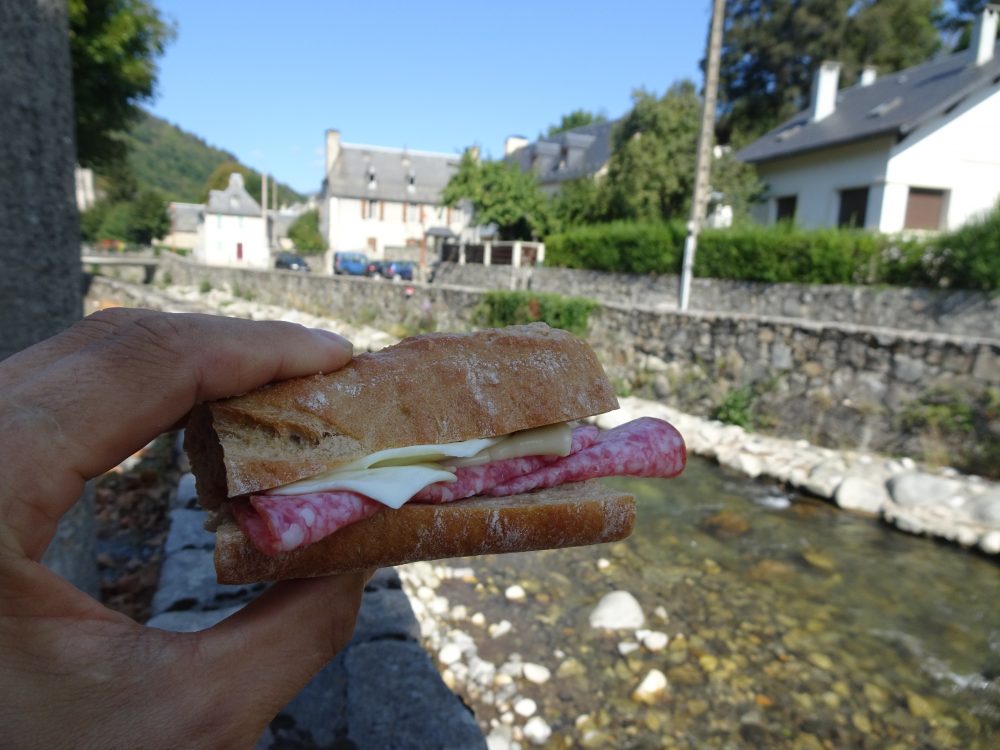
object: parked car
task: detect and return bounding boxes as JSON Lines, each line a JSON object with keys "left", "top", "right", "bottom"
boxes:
{"left": 381, "top": 260, "right": 414, "bottom": 281}
{"left": 274, "top": 251, "right": 310, "bottom": 272}
{"left": 333, "top": 251, "right": 369, "bottom": 276}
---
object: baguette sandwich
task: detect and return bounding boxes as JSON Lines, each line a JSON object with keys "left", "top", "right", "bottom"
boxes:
{"left": 184, "top": 323, "right": 686, "bottom": 584}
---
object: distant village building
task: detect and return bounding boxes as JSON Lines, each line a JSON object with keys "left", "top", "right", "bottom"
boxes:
{"left": 193, "top": 172, "right": 268, "bottom": 268}
{"left": 737, "top": 6, "right": 1000, "bottom": 233}
{"left": 503, "top": 120, "right": 616, "bottom": 196}
{"left": 162, "top": 202, "right": 200, "bottom": 251}
{"left": 319, "top": 130, "right": 473, "bottom": 267}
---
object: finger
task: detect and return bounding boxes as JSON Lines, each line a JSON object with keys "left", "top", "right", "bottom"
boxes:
{"left": 195, "top": 572, "right": 368, "bottom": 732}
{"left": 0, "top": 312, "right": 353, "bottom": 555}
{"left": 0, "top": 307, "right": 152, "bottom": 388}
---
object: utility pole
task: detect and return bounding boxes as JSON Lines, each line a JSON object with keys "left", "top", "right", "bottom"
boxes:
{"left": 679, "top": 0, "right": 726, "bottom": 311}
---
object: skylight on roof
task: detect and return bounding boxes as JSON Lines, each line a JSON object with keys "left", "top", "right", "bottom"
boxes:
{"left": 867, "top": 96, "right": 902, "bottom": 118}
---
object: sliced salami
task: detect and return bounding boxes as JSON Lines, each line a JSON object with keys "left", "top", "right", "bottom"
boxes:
{"left": 413, "top": 424, "right": 600, "bottom": 504}
{"left": 487, "top": 417, "right": 685, "bottom": 497}
{"left": 233, "top": 491, "right": 383, "bottom": 556}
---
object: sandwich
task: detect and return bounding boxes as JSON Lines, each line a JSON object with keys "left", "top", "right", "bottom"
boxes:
{"left": 184, "top": 323, "right": 686, "bottom": 584}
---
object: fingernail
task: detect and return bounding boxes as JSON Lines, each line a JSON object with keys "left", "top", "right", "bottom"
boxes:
{"left": 311, "top": 328, "right": 353, "bottom": 353}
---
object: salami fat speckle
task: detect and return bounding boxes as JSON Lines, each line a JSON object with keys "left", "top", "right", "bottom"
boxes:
{"left": 233, "top": 491, "right": 383, "bottom": 556}
{"left": 488, "top": 417, "right": 685, "bottom": 497}
{"left": 413, "top": 425, "right": 600, "bottom": 504}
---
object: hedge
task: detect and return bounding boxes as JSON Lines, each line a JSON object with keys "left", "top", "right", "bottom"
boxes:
{"left": 543, "top": 203, "right": 1000, "bottom": 291}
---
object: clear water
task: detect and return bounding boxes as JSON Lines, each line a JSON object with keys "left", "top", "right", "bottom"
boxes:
{"left": 433, "top": 457, "right": 1000, "bottom": 748}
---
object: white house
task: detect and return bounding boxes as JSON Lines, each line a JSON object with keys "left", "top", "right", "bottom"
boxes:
{"left": 738, "top": 6, "right": 1000, "bottom": 233}
{"left": 320, "top": 130, "right": 473, "bottom": 267}
{"left": 194, "top": 173, "right": 268, "bottom": 268}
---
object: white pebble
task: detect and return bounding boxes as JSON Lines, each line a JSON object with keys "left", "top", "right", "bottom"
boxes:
{"left": 471, "top": 612, "right": 486, "bottom": 626}
{"left": 514, "top": 697, "right": 537, "bottom": 717}
{"left": 505, "top": 584, "right": 527, "bottom": 602}
{"left": 523, "top": 716, "right": 552, "bottom": 746}
{"left": 617, "top": 641, "right": 640, "bottom": 656}
{"left": 489, "top": 620, "right": 513, "bottom": 638}
{"left": 597, "top": 558, "right": 611, "bottom": 570}
{"left": 428, "top": 596, "right": 450, "bottom": 615}
{"left": 522, "top": 663, "right": 551, "bottom": 684}
{"left": 416, "top": 585, "right": 435, "bottom": 602}
{"left": 642, "top": 631, "right": 670, "bottom": 651}
{"left": 438, "top": 643, "right": 463, "bottom": 665}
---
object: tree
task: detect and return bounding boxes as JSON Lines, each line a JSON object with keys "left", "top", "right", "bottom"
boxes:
{"left": 718, "top": 0, "right": 941, "bottom": 141}
{"left": 287, "top": 209, "right": 327, "bottom": 254}
{"left": 550, "top": 177, "right": 606, "bottom": 230}
{"left": 442, "top": 150, "right": 553, "bottom": 240}
{"left": 68, "top": 0, "right": 174, "bottom": 169}
{"left": 936, "top": 0, "right": 995, "bottom": 49}
{"left": 546, "top": 109, "right": 607, "bottom": 137}
{"left": 602, "top": 82, "right": 702, "bottom": 222}
{"left": 126, "top": 189, "right": 169, "bottom": 244}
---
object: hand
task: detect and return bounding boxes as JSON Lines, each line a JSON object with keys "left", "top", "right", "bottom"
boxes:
{"left": 0, "top": 309, "right": 365, "bottom": 749}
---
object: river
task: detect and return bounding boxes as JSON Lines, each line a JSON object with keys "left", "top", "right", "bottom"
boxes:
{"left": 403, "top": 457, "right": 1000, "bottom": 749}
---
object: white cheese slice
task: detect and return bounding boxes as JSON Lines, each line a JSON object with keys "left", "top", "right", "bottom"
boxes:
{"left": 266, "top": 422, "right": 574, "bottom": 509}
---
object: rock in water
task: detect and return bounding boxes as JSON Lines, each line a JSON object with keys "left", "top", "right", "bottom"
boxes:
{"left": 523, "top": 716, "right": 552, "bottom": 746}
{"left": 589, "top": 590, "right": 645, "bottom": 630}
{"left": 631, "top": 669, "right": 668, "bottom": 704}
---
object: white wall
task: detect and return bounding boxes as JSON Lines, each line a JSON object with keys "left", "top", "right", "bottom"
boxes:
{"left": 326, "top": 196, "right": 471, "bottom": 261}
{"left": 755, "top": 137, "right": 893, "bottom": 229}
{"left": 196, "top": 213, "right": 268, "bottom": 268}
{"left": 883, "top": 86, "right": 1000, "bottom": 232}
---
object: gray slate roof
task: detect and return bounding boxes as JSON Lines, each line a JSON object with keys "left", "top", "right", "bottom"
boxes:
{"left": 505, "top": 119, "right": 617, "bottom": 184}
{"left": 738, "top": 43, "right": 1000, "bottom": 164}
{"left": 169, "top": 202, "right": 201, "bottom": 232}
{"left": 206, "top": 173, "right": 263, "bottom": 217}
{"left": 326, "top": 145, "right": 460, "bottom": 203}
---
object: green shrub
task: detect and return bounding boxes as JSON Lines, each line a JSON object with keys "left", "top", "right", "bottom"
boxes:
{"left": 545, "top": 221, "right": 686, "bottom": 274}
{"left": 697, "top": 224, "right": 886, "bottom": 284}
{"left": 892, "top": 202, "right": 1000, "bottom": 290}
{"left": 472, "top": 291, "right": 599, "bottom": 336}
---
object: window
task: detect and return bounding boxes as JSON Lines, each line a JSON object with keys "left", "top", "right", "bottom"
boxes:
{"left": 838, "top": 187, "right": 869, "bottom": 228}
{"left": 408, "top": 202, "right": 419, "bottom": 223}
{"left": 904, "top": 188, "right": 946, "bottom": 230}
{"left": 775, "top": 195, "right": 797, "bottom": 223}
{"left": 407, "top": 174, "right": 416, "bottom": 194}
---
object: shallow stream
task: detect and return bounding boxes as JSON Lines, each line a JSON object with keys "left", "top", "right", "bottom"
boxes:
{"left": 423, "top": 457, "right": 1000, "bottom": 748}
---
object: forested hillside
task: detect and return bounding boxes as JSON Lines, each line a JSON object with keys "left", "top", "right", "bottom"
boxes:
{"left": 122, "top": 111, "right": 305, "bottom": 205}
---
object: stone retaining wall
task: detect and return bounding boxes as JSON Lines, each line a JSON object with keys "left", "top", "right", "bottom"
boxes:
{"left": 155, "top": 255, "right": 1000, "bottom": 468}
{"left": 431, "top": 263, "right": 1000, "bottom": 340}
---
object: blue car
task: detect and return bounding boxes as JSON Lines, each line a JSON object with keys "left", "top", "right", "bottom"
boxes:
{"left": 381, "top": 260, "right": 414, "bottom": 281}
{"left": 333, "top": 252, "right": 369, "bottom": 276}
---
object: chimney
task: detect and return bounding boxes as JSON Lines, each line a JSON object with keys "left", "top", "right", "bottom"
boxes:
{"left": 810, "top": 61, "right": 841, "bottom": 122}
{"left": 325, "top": 129, "right": 341, "bottom": 176}
{"left": 504, "top": 135, "right": 528, "bottom": 156}
{"left": 860, "top": 65, "right": 877, "bottom": 87}
{"left": 972, "top": 5, "right": 999, "bottom": 66}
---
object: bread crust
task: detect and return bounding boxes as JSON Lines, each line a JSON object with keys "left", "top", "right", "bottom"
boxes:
{"left": 185, "top": 323, "right": 619, "bottom": 509}
{"left": 215, "top": 481, "right": 635, "bottom": 584}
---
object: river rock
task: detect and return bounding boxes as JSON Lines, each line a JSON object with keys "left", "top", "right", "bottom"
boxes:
{"left": 523, "top": 716, "right": 552, "bottom": 746}
{"left": 505, "top": 584, "right": 527, "bottom": 602}
{"left": 631, "top": 669, "right": 668, "bottom": 704}
{"left": 834, "top": 476, "right": 889, "bottom": 515}
{"left": 965, "top": 491, "right": 1000, "bottom": 524}
{"left": 522, "top": 663, "right": 551, "bottom": 685}
{"left": 514, "top": 697, "right": 537, "bottom": 717}
{"left": 888, "top": 473, "right": 963, "bottom": 507}
{"left": 589, "top": 591, "right": 645, "bottom": 630}
{"left": 489, "top": 620, "right": 513, "bottom": 638}
{"left": 980, "top": 531, "right": 1000, "bottom": 554}
{"left": 702, "top": 509, "right": 750, "bottom": 538}
{"left": 641, "top": 630, "right": 669, "bottom": 651}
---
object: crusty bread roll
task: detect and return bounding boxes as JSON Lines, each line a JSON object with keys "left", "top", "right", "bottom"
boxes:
{"left": 186, "top": 322, "right": 619, "bottom": 511}
{"left": 214, "top": 481, "right": 635, "bottom": 584}
{"left": 184, "top": 323, "right": 633, "bottom": 583}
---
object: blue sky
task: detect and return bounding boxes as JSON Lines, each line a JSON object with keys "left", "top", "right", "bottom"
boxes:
{"left": 148, "top": 1, "right": 710, "bottom": 195}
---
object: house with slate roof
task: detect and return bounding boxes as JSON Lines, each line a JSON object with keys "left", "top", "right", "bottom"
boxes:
{"left": 503, "top": 119, "right": 616, "bottom": 195}
{"left": 737, "top": 5, "right": 1000, "bottom": 234}
{"left": 320, "top": 130, "right": 472, "bottom": 266}
{"left": 162, "top": 202, "right": 200, "bottom": 251}
{"left": 194, "top": 172, "right": 268, "bottom": 268}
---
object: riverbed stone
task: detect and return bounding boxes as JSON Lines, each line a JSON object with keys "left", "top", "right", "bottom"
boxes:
{"left": 631, "top": 669, "right": 668, "bottom": 704}
{"left": 964, "top": 491, "right": 1000, "bottom": 524}
{"left": 834, "top": 476, "right": 890, "bottom": 515}
{"left": 589, "top": 590, "right": 645, "bottom": 630}
{"left": 523, "top": 717, "right": 552, "bottom": 746}
{"left": 889, "top": 473, "right": 963, "bottom": 507}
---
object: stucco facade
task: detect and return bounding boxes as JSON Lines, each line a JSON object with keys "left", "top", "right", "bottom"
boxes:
{"left": 194, "top": 174, "right": 268, "bottom": 269}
